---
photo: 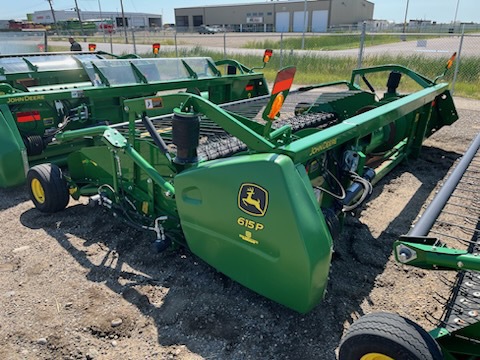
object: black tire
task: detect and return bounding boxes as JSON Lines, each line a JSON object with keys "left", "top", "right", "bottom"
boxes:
{"left": 27, "top": 163, "right": 70, "bottom": 213}
{"left": 23, "top": 135, "right": 45, "bottom": 156}
{"left": 338, "top": 312, "right": 443, "bottom": 360}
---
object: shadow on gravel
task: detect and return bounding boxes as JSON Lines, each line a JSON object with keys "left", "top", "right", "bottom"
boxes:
{"left": 18, "top": 145, "right": 459, "bottom": 360}
{"left": 0, "top": 184, "right": 28, "bottom": 211}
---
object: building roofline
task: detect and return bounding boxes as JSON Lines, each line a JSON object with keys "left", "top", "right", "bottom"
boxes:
{"left": 176, "top": 0, "right": 374, "bottom": 11}
{"left": 31, "top": 9, "right": 161, "bottom": 17}
{"left": 177, "top": 0, "right": 320, "bottom": 11}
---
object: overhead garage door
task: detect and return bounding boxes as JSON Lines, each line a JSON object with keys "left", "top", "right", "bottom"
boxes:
{"left": 276, "top": 12, "right": 289, "bottom": 32}
{"left": 293, "top": 11, "right": 308, "bottom": 33}
{"left": 131, "top": 17, "right": 146, "bottom": 27}
{"left": 312, "top": 10, "right": 328, "bottom": 33}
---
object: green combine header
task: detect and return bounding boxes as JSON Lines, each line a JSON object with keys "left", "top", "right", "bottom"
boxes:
{"left": 25, "top": 54, "right": 459, "bottom": 316}
{"left": 0, "top": 50, "right": 272, "bottom": 188}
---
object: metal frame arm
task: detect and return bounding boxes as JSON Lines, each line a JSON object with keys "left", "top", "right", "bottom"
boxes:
{"left": 395, "top": 238, "right": 480, "bottom": 272}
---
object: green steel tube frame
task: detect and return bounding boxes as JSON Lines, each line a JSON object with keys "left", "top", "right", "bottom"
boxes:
{"left": 56, "top": 74, "right": 450, "bottom": 213}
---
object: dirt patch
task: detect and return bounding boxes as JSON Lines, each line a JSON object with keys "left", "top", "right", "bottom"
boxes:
{"left": 0, "top": 102, "right": 479, "bottom": 359}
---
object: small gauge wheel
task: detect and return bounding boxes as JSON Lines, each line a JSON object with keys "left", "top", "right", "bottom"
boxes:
{"left": 27, "top": 163, "right": 70, "bottom": 213}
{"left": 338, "top": 312, "right": 443, "bottom": 360}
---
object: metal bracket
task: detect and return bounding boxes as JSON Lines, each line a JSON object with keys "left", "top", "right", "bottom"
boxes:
{"left": 395, "top": 243, "right": 418, "bottom": 263}
{"left": 103, "top": 128, "right": 127, "bottom": 148}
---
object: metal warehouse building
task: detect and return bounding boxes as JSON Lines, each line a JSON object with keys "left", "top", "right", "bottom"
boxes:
{"left": 175, "top": 0, "right": 373, "bottom": 33}
{"left": 29, "top": 10, "right": 162, "bottom": 29}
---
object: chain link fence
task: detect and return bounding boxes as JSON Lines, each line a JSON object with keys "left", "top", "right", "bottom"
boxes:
{"left": 45, "top": 26, "right": 480, "bottom": 98}
{"left": 356, "top": 26, "right": 480, "bottom": 97}
{"left": 0, "top": 31, "right": 47, "bottom": 54}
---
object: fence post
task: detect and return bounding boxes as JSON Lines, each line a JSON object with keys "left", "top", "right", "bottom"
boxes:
{"left": 280, "top": 32, "right": 284, "bottom": 69}
{"left": 357, "top": 22, "right": 366, "bottom": 70}
{"left": 451, "top": 24, "right": 465, "bottom": 95}
{"left": 224, "top": 32, "right": 227, "bottom": 59}
{"left": 301, "top": 0, "right": 307, "bottom": 50}
{"left": 175, "top": 32, "right": 178, "bottom": 57}
{"left": 44, "top": 31, "right": 48, "bottom": 52}
{"left": 131, "top": 27, "right": 137, "bottom": 54}
{"left": 355, "top": 22, "right": 366, "bottom": 85}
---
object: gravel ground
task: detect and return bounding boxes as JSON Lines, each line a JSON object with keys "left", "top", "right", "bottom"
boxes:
{"left": 0, "top": 97, "right": 479, "bottom": 360}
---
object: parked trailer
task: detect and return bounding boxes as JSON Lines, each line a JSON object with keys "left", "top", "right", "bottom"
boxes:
{"left": 0, "top": 50, "right": 272, "bottom": 187}
{"left": 27, "top": 57, "right": 458, "bottom": 314}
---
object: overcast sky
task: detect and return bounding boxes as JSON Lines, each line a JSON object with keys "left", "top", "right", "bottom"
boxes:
{"left": 4, "top": 0, "right": 477, "bottom": 25}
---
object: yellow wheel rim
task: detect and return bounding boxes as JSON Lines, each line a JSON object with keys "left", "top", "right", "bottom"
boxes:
{"left": 31, "top": 178, "right": 45, "bottom": 204}
{"left": 361, "top": 354, "right": 394, "bottom": 360}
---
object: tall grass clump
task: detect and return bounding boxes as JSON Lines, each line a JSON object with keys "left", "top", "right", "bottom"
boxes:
{"left": 243, "top": 34, "right": 443, "bottom": 51}
{"left": 143, "top": 47, "right": 480, "bottom": 99}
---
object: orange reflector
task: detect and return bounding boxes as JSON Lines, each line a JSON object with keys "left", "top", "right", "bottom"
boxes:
{"left": 267, "top": 93, "right": 284, "bottom": 120}
{"left": 88, "top": 43, "right": 96, "bottom": 51}
{"left": 17, "top": 111, "right": 41, "bottom": 123}
{"left": 446, "top": 52, "right": 457, "bottom": 69}
{"left": 271, "top": 67, "right": 296, "bottom": 95}
{"left": 152, "top": 43, "right": 161, "bottom": 55}
{"left": 263, "top": 49, "right": 273, "bottom": 63}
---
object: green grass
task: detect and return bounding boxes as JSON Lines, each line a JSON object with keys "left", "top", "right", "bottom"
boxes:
{"left": 54, "top": 35, "right": 178, "bottom": 46}
{"left": 48, "top": 45, "right": 68, "bottom": 52}
{"left": 243, "top": 34, "right": 442, "bottom": 51}
{"left": 157, "top": 48, "right": 479, "bottom": 98}
{"left": 158, "top": 48, "right": 474, "bottom": 100}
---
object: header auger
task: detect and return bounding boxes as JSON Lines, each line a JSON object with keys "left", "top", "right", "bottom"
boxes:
{"left": 27, "top": 56, "right": 458, "bottom": 313}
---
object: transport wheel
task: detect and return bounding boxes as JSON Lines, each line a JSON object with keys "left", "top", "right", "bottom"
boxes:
{"left": 27, "top": 163, "right": 70, "bottom": 213}
{"left": 338, "top": 312, "right": 443, "bottom": 360}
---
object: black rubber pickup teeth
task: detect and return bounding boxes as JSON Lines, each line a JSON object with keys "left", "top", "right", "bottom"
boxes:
{"left": 115, "top": 108, "right": 337, "bottom": 161}
{"left": 196, "top": 112, "right": 337, "bottom": 161}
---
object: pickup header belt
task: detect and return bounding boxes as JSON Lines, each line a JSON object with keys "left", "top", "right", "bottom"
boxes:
{"left": 118, "top": 111, "right": 337, "bottom": 161}
{"left": 197, "top": 112, "right": 337, "bottom": 160}
{"left": 442, "top": 142, "right": 480, "bottom": 333}
{"left": 416, "top": 134, "right": 480, "bottom": 332}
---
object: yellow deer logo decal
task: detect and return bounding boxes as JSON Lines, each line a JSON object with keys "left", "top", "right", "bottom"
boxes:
{"left": 238, "top": 183, "right": 268, "bottom": 217}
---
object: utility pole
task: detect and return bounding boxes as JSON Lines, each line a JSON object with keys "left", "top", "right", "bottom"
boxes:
{"left": 98, "top": 0, "right": 106, "bottom": 42}
{"left": 120, "top": 0, "right": 128, "bottom": 44}
{"left": 301, "top": 0, "right": 307, "bottom": 50}
{"left": 402, "top": 0, "right": 410, "bottom": 33}
{"left": 73, "top": 0, "right": 85, "bottom": 38}
{"left": 453, "top": 0, "right": 461, "bottom": 24}
{"left": 46, "top": 0, "right": 58, "bottom": 32}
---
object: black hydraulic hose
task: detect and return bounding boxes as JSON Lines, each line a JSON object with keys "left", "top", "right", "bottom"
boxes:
{"left": 409, "top": 132, "right": 480, "bottom": 237}
{"left": 362, "top": 75, "right": 376, "bottom": 94}
{"left": 141, "top": 112, "right": 172, "bottom": 162}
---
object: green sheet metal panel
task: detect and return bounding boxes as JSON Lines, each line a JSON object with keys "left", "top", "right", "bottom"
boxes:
{"left": 174, "top": 153, "right": 333, "bottom": 313}
{"left": 0, "top": 104, "right": 28, "bottom": 187}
